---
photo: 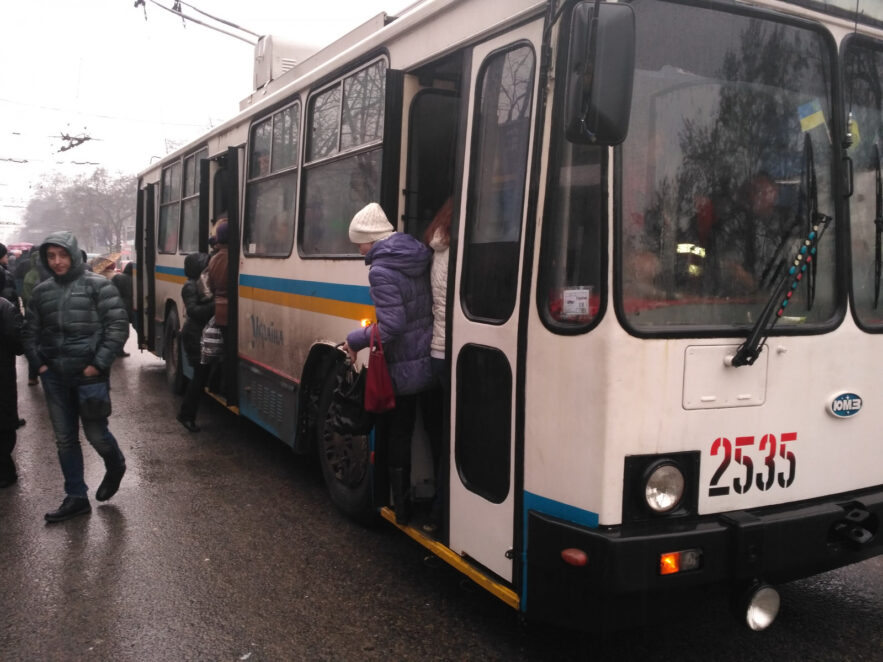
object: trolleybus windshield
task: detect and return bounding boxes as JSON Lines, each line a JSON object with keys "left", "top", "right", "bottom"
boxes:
{"left": 618, "top": 0, "right": 838, "bottom": 333}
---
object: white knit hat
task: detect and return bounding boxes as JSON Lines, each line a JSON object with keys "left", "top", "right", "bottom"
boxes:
{"left": 349, "top": 203, "right": 395, "bottom": 244}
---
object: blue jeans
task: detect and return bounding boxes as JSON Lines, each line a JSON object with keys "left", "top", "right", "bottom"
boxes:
{"left": 40, "top": 369, "right": 125, "bottom": 498}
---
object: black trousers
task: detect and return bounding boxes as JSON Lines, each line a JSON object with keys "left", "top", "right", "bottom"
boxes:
{"left": 0, "top": 429, "right": 16, "bottom": 479}
{"left": 375, "top": 393, "right": 418, "bottom": 469}
{"left": 179, "top": 362, "right": 210, "bottom": 422}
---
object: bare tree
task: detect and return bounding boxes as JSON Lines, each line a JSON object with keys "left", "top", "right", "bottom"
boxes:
{"left": 22, "top": 169, "right": 135, "bottom": 253}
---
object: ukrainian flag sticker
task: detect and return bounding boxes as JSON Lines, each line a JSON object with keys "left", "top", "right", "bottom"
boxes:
{"left": 798, "top": 99, "right": 826, "bottom": 132}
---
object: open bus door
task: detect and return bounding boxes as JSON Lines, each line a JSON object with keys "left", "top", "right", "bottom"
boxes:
{"left": 400, "top": 58, "right": 461, "bottom": 541}
{"left": 219, "top": 145, "right": 241, "bottom": 407}
{"left": 135, "top": 186, "right": 145, "bottom": 347}
{"left": 448, "top": 24, "right": 541, "bottom": 583}
{"left": 136, "top": 182, "right": 157, "bottom": 351}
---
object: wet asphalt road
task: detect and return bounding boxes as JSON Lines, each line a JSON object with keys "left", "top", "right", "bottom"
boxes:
{"left": 2, "top": 336, "right": 882, "bottom": 661}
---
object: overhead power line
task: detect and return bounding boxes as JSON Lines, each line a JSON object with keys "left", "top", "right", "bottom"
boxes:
{"left": 176, "top": 1, "right": 260, "bottom": 37}
{"left": 57, "top": 133, "right": 93, "bottom": 153}
{"left": 138, "top": 0, "right": 260, "bottom": 45}
{"left": 0, "top": 98, "right": 214, "bottom": 130}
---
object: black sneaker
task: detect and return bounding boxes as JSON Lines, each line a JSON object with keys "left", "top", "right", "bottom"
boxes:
{"left": 0, "top": 456, "right": 16, "bottom": 487}
{"left": 45, "top": 496, "right": 91, "bottom": 523}
{"left": 95, "top": 466, "right": 126, "bottom": 502}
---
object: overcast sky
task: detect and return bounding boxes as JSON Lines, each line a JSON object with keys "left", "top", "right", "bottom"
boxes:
{"left": 0, "top": 0, "right": 397, "bottom": 242}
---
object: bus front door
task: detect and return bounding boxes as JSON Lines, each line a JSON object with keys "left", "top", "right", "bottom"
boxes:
{"left": 138, "top": 182, "right": 157, "bottom": 352}
{"left": 448, "top": 23, "right": 541, "bottom": 583}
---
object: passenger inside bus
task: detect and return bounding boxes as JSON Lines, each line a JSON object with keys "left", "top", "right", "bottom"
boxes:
{"left": 674, "top": 172, "right": 791, "bottom": 299}
{"left": 421, "top": 197, "right": 453, "bottom": 536}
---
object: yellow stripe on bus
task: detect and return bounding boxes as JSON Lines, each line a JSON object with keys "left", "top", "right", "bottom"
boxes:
{"left": 240, "top": 285, "right": 375, "bottom": 321}
{"left": 156, "top": 272, "right": 187, "bottom": 285}
{"left": 380, "top": 507, "right": 520, "bottom": 610}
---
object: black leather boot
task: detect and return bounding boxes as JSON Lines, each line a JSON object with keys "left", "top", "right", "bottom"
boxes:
{"left": 45, "top": 496, "right": 91, "bottom": 522}
{"left": 0, "top": 432, "right": 16, "bottom": 488}
{"left": 0, "top": 456, "right": 16, "bottom": 488}
{"left": 389, "top": 466, "right": 411, "bottom": 526}
{"left": 96, "top": 463, "right": 126, "bottom": 502}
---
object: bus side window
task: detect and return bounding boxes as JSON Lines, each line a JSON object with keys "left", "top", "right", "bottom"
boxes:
{"left": 158, "top": 161, "right": 182, "bottom": 254}
{"left": 180, "top": 148, "right": 207, "bottom": 254}
{"left": 301, "top": 59, "right": 387, "bottom": 257}
{"left": 462, "top": 44, "right": 535, "bottom": 322}
{"left": 243, "top": 105, "right": 299, "bottom": 257}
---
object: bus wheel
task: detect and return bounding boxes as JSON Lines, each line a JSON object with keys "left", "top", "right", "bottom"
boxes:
{"left": 164, "top": 308, "right": 185, "bottom": 395}
{"left": 316, "top": 371, "right": 375, "bottom": 525}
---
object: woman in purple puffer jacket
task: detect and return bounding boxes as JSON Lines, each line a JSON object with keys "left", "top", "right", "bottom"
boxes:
{"left": 343, "top": 203, "right": 433, "bottom": 525}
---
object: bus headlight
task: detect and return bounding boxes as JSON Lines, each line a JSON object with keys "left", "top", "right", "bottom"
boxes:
{"left": 623, "top": 452, "right": 698, "bottom": 522}
{"left": 644, "top": 462, "right": 685, "bottom": 513}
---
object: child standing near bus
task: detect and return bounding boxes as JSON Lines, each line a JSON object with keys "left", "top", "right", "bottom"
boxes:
{"left": 177, "top": 252, "right": 214, "bottom": 433}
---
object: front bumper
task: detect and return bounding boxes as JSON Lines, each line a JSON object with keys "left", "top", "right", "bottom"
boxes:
{"left": 525, "top": 486, "right": 883, "bottom": 631}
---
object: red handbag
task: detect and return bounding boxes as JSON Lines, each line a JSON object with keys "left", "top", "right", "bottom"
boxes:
{"left": 364, "top": 324, "right": 396, "bottom": 413}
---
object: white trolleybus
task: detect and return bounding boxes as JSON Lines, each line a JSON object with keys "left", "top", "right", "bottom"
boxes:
{"left": 135, "top": 0, "right": 883, "bottom": 632}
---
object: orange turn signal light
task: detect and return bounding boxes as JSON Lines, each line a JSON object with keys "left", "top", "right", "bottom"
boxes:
{"left": 660, "top": 552, "right": 681, "bottom": 575}
{"left": 659, "top": 548, "right": 702, "bottom": 575}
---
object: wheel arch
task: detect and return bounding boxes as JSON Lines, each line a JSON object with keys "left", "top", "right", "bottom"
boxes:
{"left": 161, "top": 301, "right": 185, "bottom": 394}
{"left": 295, "top": 340, "right": 346, "bottom": 455}
{"left": 160, "top": 298, "right": 181, "bottom": 359}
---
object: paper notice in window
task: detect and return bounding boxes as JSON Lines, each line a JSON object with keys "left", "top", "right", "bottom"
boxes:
{"left": 562, "top": 287, "right": 591, "bottom": 317}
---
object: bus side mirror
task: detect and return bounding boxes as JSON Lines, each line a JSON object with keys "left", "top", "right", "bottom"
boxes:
{"left": 564, "top": 2, "right": 635, "bottom": 146}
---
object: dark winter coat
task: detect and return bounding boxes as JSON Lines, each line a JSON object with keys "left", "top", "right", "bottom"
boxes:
{"left": 0, "top": 264, "right": 20, "bottom": 311}
{"left": 346, "top": 232, "right": 433, "bottom": 396}
{"left": 181, "top": 252, "right": 214, "bottom": 363}
{"left": 12, "top": 251, "right": 31, "bottom": 295}
{"left": 0, "top": 276, "right": 23, "bottom": 431}
{"left": 23, "top": 231, "right": 129, "bottom": 376}
{"left": 21, "top": 250, "right": 51, "bottom": 309}
{"left": 13, "top": 251, "right": 30, "bottom": 294}
{"left": 112, "top": 262, "right": 134, "bottom": 323}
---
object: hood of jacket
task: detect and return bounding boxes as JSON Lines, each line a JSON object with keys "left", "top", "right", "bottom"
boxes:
{"left": 184, "top": 252, "right": 210, "bottom": 279}
{"left": 429, "top": 228, "right": 449, "bottom": 252}
{"left": 365, "top": 232, "right": 432, "bottom": 278}
{"left": 40, "top": 231, "right": 85, "bottom": 284}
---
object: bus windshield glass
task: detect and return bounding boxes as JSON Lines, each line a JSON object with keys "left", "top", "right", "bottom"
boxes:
{"left": 844, "top": 37, "right": 883, "bottom": 329}
{"left": 619, "top": 0, "right": 838, "bottom": 332}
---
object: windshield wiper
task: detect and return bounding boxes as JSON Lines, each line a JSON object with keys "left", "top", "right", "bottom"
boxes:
{"left": 805, "top": 134, "right": 820, "bottom": 309}
{"left": 730, "top": 136, "right": 832, "bottom": 367}
{"left": 730, "top": 215, "right": 831, "bottom": 366}
{"left": 874, "top": 144, "right": 882, "bottom": 308}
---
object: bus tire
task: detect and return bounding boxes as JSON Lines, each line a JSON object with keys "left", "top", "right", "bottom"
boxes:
{"left": 316, "top": 369, "right": 376, "bottom": 526}
{"left": 164, "top": 308, "right": 185, "bottom": 395}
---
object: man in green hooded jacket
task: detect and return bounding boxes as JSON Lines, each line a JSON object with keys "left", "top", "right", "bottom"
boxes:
{"left": 23, "top": 231, "right": 129, "bottom": 522}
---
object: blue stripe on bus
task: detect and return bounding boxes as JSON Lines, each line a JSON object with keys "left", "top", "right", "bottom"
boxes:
{"left": 522, "top": 491, "right": 599, "bottom": 613}
{"left": 239, "top": 273, "right": 373, "bottom": 305}
{"left": 523, "top": 491, "right": 599, "bottom": 528}
{"left": 155, "top": 265, "right": 186, "bottom": 277}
